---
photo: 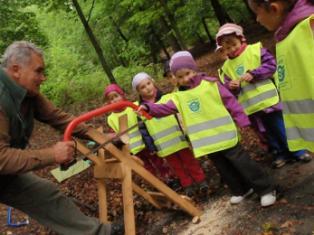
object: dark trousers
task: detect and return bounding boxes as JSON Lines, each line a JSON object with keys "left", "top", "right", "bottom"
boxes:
{"left": 261, "top": 111, "right": 305, "bottom": 157}
{"left": 209, "top": 144, "right": 274, "bottom": 196}
{"left": 0, "top": 173, "right": 111, "bottom": 235}
{"left": 250, "top": 111, "right": 305, "bottom": 158}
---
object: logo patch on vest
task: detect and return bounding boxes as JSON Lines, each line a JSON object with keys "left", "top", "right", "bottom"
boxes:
{"left": 236, "top": 64, "right": 245, "bottom": 76}
{"left": 277, "top": 56, "right": 290, "bottom": 90}
{"left": 188, "top": 99, "right": 201, "bottom": 113}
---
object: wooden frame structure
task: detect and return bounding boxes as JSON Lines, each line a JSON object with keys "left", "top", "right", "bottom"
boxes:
{"left": 64, "top": 102, "right": 202, "bottom": 235}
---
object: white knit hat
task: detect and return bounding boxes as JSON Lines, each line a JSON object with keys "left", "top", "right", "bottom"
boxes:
{"left": 132, "top": 72, "right": 151, "bottom": 91}
{"left": 216, "top": 23, "right": 245, "bottom": 46}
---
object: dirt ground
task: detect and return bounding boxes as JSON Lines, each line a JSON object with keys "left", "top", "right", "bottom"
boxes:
{"left": 0, "top": 32, "right": 313, "bottom": 235}
{"left": 1, "top": 121, "right": 313, "bottom": 235}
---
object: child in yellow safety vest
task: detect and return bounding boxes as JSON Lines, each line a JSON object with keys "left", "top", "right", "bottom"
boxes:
{"left": 132, "top": 72, "right": 209, "bottom": 197}
{"left": 216, "top": 23, "right": 311, "bottom": 168}
{"left": 247, "top": 0, "right": 314, "bottom": 155}
{"left": 104, "top": 84, "right": 179, "bottom": 190}
{"left": 139, "top": 51, "right": 278, "bottom": 207}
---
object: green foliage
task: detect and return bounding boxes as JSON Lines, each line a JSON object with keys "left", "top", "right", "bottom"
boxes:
{"left": 0, "top": 1, "right": 47, "bottom": 54}
{"left": 113, "top": 63, "right": 163, "bottom": 91}
{"left": 0, "top": 0, "right": 255, "bottom": 106}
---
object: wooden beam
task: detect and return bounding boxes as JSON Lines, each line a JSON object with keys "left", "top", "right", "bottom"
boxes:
{"left": 87, "top": 129, "right": 202, "bottom": 217}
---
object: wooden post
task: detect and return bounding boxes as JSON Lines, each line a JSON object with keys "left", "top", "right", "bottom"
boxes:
{"left": 97, "top": 179, "right": 108, "bottom": 223}
{"left": 87, "top": 129, "right": 202, "bottom": 217}
{"left": 121, "top": 165, "right": 136, "bottom": 235}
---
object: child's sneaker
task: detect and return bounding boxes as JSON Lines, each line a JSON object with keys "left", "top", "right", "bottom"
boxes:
{"left": 230, "top": 188, "right": 254, "bottom": 204}
{"left": 260, "top": 191, "right": 276, "bottom": 207}
{"left": 296, "top": 152, "right": 312, "bottom": 163}
{"left": 198, "top": 180, "right": 209, "bottom": 194}
{"left": 271, "top": 157, "right": 287, "bottom": 169}
{"left": 184, "top": 185, "right": 196, "bottom": 197}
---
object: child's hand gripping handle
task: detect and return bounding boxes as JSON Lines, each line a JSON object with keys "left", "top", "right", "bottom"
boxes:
{"left": 61, "top": 101, "right": 152, "bottom": 170}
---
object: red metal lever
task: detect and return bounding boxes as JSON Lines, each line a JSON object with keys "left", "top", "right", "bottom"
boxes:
{"left": 60, "top": 101, "right": 151, "bottom": 171}
{"left": 63, "top": 100, "right": 151, "bottom": 141}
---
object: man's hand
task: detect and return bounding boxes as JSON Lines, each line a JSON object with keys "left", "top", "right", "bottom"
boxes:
{"left": 53, "top": 141, "right": 75, "bottom": 164}
{"left": 240, "top": 72, "right": 254, "bottom": 82}
{"left": 229, "top": 80, "right": 241, "bottom": 90}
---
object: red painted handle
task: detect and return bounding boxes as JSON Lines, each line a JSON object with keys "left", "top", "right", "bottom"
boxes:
{"left": 63, "top": 101, "right": 151, "bottom": 141}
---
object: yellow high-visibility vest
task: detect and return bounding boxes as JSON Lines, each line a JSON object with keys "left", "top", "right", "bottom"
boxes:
{"left": 172, "top": 80, "right": 239, "bottom": 158}
{"left": 221, "top": 42, "right": 279, "bottom": 115}
{"left": 276, "top": 15, "right": 314, "bottom": 151}
{"left": 144, "top": 93, "right": 189, "bottom": 157}
{"left": 107, "top": 102, "right": 145, "bottom": 154}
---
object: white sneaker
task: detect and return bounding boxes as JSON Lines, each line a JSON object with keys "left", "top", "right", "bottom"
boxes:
{"left": 260, "top": 191, "right": 276, "bottom": 207}
{"left": 230, "top": 188, "right": 254, "bottom": 204}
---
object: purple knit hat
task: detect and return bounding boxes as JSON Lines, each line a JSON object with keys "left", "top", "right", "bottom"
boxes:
{"left": 103, "top": 84, "right": 125, "bottom": 98}
{"left": 169, "top": 51, "right": 198, "bottom": 74}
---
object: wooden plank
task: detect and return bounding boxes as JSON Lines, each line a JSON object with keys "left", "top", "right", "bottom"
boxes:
{"left": 75, "top": 140, "right": 101, "bottom": 165}
{"left": 97, "top": 179, "right": 108, "bottom": 223}
{"left": 122, "top": 165, "right": 136, "bottom": 235}
{"left": 132, "top": 183, "right": 162, "bottom": 209}
{"left": 118, "top": 114, "right": 130, "bottom": 144}
{"left": 86, "top": 129, "right": 202, "bottom": 217}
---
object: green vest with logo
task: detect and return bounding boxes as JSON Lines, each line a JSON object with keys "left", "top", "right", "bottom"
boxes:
{"left": 276, "top": 15, "right": 314, "bottom": 151}
{"left": 107, "top": 102, "right": 145, "bottom": 154}
{"left": 172, "top": 80, "right": 238, "bottom": 158}
{"left": 144, "top": 93, "right": 189, "bottom": 157}
{"left": 221, "top": 42, "right": 279, "bottom": 115}
{"left": 0, "top": 69, "right": 34, "bottom": 149}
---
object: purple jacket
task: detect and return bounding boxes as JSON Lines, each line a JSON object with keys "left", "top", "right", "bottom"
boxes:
{"left": 223, "top": 47, "right": 282, "bottom": 114}
{"left": 275, "top": 0, "right": 314, "bottom": 42}
{"left": 144, "top": 74, "right": 250, "bottom": 128}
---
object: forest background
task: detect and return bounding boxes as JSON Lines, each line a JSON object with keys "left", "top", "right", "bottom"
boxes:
{"left": 0, "top": 0, "right": 258, "bottom": 106}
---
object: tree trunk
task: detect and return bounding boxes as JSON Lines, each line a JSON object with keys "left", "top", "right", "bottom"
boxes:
{"left": 159, "top": 16, "right": 181, "bottom": 51}
{"left": 151, "top": 27, "right": 170, "bottom": 59}
{"left": 159, "top": 0, "right": 187, "bottom": 50}
{"left": 242, "top": 0, "right": 256, "bottom": 20}
{"left": 210, "top": 0, "right": 233, "bottom": 25}
{"left": 109, "top": 16, "right": 128, "bottom": 43}
{"left": 195, "top": 32, "right": 205, "bottom": 44}
{"left": 72, "top": 0, "right": 116, "bottom": 84}
{"left": 148, "top": 35, "right": 159, "bottom": 77}
{"left": 201, "top": 17, "right": 215, "bottom": 44}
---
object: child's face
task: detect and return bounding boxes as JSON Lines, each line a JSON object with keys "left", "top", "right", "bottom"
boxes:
{"left": 220, "top": 34, "right": 242, "bottom": 57}
{"left": 107, "top": 91, "right": 123, "bottom": 104}
{"left": 136, "top": 78, "right": 155, "bottom": 98}
{"left": 175, "top": 68, "right": 197, "bottom": 87}
{"left": 165, "top": 72, "right": 177, "bottom": 87}
{"left": 248, "top": 1, "right": 286, "bottom": 31}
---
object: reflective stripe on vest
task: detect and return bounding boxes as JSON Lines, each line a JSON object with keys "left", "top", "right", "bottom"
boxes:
{"left": 187, "top": 116, "right": 231, "bottom": 134}
{"left": 276, "top": 15, "right": 314, "bottom": 151}
{"left": 107, "top": 104, "right": 145, "bottom": 154}
{"left": 155, "top": 135, "right": 186, "bottom": 151}
{"left": 144, "top": 94, "right": 189, "bottom": 157}
{"left": 130, "top": 138, "right": 145, "bottom": 150}
{"left": 172, "top": 80, "right": 238, "bottom": 158}
{"left": 221, "top": 42, "right": 279, "bottom": 115}
{"left": 241, "top": 89, "right": 278, "bottom": 110}
{"left": 286, "top": 127, "right": 314, "bottom": 142}
{"left": 282, "top": 100, "right": 314, "bottom": 114}
{"left": 151, "top": 125, "right": 181, "bottom": 139}
{"left": 192, "top": 131, "right": 237, "bottom": 149}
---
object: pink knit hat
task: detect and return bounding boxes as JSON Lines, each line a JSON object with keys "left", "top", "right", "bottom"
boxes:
{"left": 216, "top": 23, "right": 246, "bottom": 46}
{"left": 169, "top": 51, "right": 198, "bottom": 74}
{"left": 103, "top": 84, "right": 125, "bottom": 98}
